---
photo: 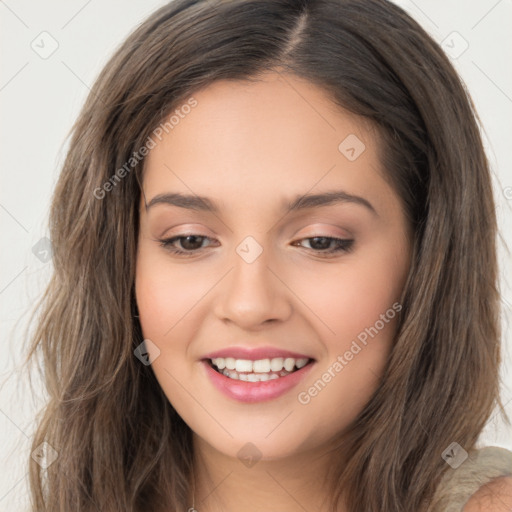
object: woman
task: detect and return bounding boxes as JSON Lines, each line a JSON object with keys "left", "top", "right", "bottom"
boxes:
{"left": 25, "top": 0, "right": 512, "bottom": 510}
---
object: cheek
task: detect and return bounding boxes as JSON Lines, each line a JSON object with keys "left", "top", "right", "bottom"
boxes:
{"left": 291, "top": 244, "right": 408, "bottom": 442}
{"left": 291, "top": 244, "right": 407, "bottom": 348}
{"left": 135, "top": 242, "right": 213, "bottom": 338}
{"left": 134, "top": 245, "right": 206, "bottom": 412}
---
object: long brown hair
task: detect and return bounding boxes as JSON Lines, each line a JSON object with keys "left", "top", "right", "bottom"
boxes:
{"left": 25, "top": 0, "right": 506, "bottom": 510}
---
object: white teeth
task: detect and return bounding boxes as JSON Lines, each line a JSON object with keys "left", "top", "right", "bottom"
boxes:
{"left": 283, "top": 358, "right": 295, "bottom": 371}
{"left": 214, "top": 358, "right": 226, "bottom": 369}
{"left": 296, "top": 358, "right": 308, "bottom": 369}
{"left": 211, "top": 356, "right": 313, "bottom": 382}
{"left": 235, "top": 359, "right": 253, "bottom": 372}
{"left": 270, "top": 357, "right": 284, "bottom": 371}
{"left": 220, "top": 368, "right": 286, "bottom": 381}
{"left": 211, "top": 356, "right": 311, "bottom": 375}
{"left": 223, "top": 369, "right": 237, "bottom": 379}
{"left": 253, "top": 359, "right": 271, "bottom": 372}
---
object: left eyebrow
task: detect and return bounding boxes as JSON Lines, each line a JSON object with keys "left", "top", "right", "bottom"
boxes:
{"left": 285, "top": 190, "right": 378, "bottom": 217}
{"left": 145, "top": 189, "right": 378, "bottom": 216}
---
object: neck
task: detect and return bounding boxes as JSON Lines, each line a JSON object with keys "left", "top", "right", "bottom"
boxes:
{"left": 189, "top": 433, "right": 347, "bottom": 512}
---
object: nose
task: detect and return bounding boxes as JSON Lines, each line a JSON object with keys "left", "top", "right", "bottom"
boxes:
{"left": 213, "top": 246, "right": 293, "bottom": 329}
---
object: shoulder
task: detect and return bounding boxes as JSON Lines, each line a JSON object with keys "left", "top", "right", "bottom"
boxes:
{"left": 463, "top": 475, "right": 512, "bottom": 511}
{"left": 429, "top": 446, "right": 512, "bottom": 512}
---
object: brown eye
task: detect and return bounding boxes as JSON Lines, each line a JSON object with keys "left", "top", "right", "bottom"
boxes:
{"left": 292, "top": 236, "right": 354, "bottom": 255}
{"left": 177, "top": 235, "right": 207, "bottom": 251}
{"left": 159, "top": 234, "right": 218, "bottom": 255}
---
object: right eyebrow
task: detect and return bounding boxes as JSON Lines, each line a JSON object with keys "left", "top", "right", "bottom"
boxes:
{"left": 145, "top": 193, "right": 219, "bottom": 212}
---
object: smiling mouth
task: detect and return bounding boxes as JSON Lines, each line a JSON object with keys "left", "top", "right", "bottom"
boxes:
{"left": 207, "top": 356, "right": 314, "bottom": 382}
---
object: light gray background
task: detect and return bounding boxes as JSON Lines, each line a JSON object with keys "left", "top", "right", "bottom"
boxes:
{"left": 1, "top": 0, "right": 511, "bottom": 507}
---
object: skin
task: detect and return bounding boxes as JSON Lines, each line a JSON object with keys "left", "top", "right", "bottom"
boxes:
{"left": 135, "top": 70, "right": 412, "bottom": 512}
{"left": 463, "top": 476, "right": 512, "bottom": 511}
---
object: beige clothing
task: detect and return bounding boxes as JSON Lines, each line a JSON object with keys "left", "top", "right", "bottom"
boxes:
{"left": 429, "top": 446, "right": 512, "bottom": 511}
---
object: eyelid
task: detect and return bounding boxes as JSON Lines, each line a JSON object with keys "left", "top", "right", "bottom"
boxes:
{"left": 158, "top": 224, "right": 216, "bottom": 239}
{"left": 292, "top": 225, "right": 353, "bottom": 241}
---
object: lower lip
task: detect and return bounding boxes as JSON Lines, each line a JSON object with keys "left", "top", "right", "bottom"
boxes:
{"left": 201, "top": 360, "right": 315, "bottom": 403}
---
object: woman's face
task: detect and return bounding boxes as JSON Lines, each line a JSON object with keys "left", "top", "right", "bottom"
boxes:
{"left": 135, "top": 71, "right": 411, "bottom": 462}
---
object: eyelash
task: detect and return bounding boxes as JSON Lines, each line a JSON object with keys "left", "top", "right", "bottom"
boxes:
{"left": 158, "top": 234, "right": 354, "bottom": 258}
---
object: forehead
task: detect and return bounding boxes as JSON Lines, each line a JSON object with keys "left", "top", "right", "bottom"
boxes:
{"left": 141, "top": 71, "right": 390, "bottom": 215}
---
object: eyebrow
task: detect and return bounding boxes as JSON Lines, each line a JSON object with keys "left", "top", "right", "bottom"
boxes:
{"left": 145, "top": 190, "right": 377, "bottom": 216}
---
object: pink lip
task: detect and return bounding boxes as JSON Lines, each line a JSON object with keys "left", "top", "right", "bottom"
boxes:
{"left": 202, "top": 346, "right": 313, "bottom": 361}
{"left": 201, "top": 359, "right": 315, "bottom": 403}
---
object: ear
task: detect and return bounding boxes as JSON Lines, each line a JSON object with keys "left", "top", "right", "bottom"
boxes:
{"left": 463, "top": 476, "right": 512, "bottom": 511}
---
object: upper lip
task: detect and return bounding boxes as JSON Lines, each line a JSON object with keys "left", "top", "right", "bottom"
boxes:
{"left": 202, "top": 346, "right": 314, "bottom": 361}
